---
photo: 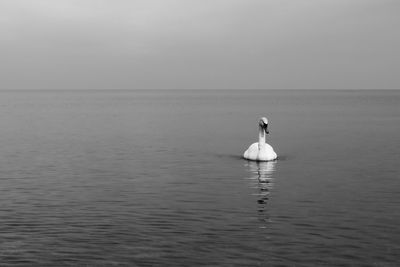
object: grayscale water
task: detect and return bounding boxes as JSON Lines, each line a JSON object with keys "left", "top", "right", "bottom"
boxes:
{"left": 0, "top": 90, "right": 399, "bottom": 266}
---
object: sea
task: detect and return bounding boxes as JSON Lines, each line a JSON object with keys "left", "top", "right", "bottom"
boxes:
{"left": 0, "top": 89, "right": 399, "bottom": 266}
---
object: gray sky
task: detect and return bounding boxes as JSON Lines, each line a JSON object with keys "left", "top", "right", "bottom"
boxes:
{"left": 1, "top": 0, "right": 399, "bottom": 89}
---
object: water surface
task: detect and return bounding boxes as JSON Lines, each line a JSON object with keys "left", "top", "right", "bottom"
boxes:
{"left": 0, "top": 90, "right": 399, "bottom": 266}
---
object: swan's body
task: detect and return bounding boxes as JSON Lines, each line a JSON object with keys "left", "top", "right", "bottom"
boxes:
{"left": 244, "top": 142, "right": 277, "bottom": 161}
{"left": 243, "top": 117, "right": 277, "bottom": 161}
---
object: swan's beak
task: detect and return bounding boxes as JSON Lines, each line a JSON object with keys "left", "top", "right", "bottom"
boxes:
{"left": 265, "top": 124, "right": 269, "bottom": 134}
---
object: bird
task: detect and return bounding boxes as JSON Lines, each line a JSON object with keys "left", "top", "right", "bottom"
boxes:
{"left": 243, "top": 117, "right": 277, "bottom": 161}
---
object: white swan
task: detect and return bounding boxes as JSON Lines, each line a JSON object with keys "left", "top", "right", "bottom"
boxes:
{"left": 243, "top": 117, "right": 277, "bottom": 161}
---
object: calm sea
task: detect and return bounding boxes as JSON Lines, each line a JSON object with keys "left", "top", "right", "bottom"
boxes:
{"left": 0, "top": 90, "right": 399, "bottom": 266}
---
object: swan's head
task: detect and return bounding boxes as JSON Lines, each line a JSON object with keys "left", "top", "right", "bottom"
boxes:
{"left": 259, "top": 117, "right": 269, "bottom": 134}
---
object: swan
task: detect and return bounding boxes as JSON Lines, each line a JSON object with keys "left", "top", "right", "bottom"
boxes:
{"left": 243, "top": 117, "right": 277, "bottom": 161}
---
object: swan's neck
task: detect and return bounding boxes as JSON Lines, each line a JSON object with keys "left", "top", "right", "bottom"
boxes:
{"left": 258, "top": 125, "right": 266, "bottom": 149}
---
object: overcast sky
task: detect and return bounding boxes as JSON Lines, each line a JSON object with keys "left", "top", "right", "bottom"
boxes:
{"left": 1, "top": 0, "right": 399, "bottom": 89}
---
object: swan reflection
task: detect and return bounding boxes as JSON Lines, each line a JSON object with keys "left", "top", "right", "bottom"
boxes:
{"left": 245, "top": 160, "right": 277, "bottom": 225}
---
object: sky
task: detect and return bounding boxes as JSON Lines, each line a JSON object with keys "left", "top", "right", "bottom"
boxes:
{"left": 1, "top": 0, "right": 399, "bottom": 89}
